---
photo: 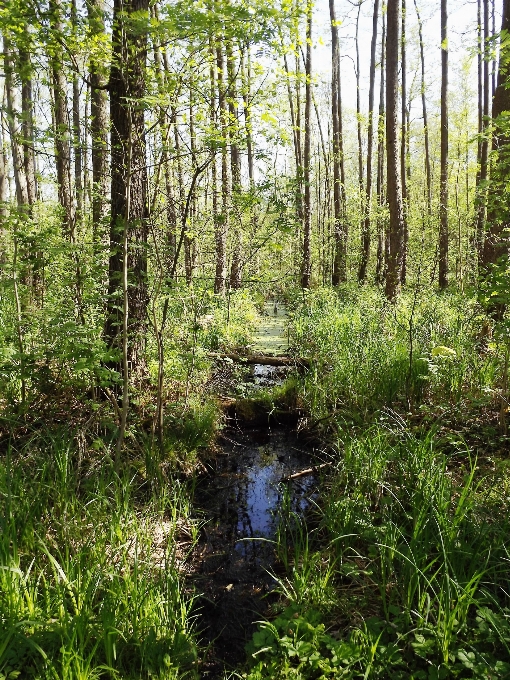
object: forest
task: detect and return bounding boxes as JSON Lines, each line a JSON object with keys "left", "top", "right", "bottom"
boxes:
{"left": 1, "top": 0, "right": 510, "bottom": 677}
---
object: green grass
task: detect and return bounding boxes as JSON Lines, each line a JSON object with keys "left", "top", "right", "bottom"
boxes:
{"left": 0, "top": 430, "right": 199, "bottom": 679}
{"left": 287, "top": 286, "right": 499, "bottom": 430}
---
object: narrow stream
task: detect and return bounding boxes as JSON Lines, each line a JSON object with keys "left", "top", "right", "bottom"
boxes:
{"left": 190, "top": 303, "right": 318, "bottom": 676}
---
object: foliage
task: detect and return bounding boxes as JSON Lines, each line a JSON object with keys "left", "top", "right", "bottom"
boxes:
{"left": 0, "top": 430, "right": 199, "bottom": 679}
{"left": 288, "top": 286, "right": 498, "bottom": 428}
{"left": 246, "top": 427, "right": 510, "bottom": 678}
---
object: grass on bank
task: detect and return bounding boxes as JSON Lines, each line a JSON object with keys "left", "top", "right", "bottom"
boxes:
{"left": 243, "top": 286, "right": 510, "bottom": 679}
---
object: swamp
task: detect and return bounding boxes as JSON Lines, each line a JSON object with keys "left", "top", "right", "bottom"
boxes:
{"left": 1, "top": 0, "right": 510, "bottom": 677}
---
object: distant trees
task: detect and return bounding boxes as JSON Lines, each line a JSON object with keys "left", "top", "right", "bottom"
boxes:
{"left": 0, "top": 0, "right": 509, "bottom": 398}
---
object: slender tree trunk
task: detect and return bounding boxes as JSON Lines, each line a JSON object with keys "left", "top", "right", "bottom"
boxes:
{"left": 87, "top": 0, "right": 109, "bottom": 240}
{"left": 375, "top": 12, "right": 386, "bottom": 283}
{"left": 49, "top": 0, "right": 75, "bottom": 240}
{"left": 18, "top": 35, "right": 37, "bottom": 206}
{"left": 227, "top": 42, "right": 243, "bottom": 289}
{"left": 3, "top": 37, "right": 29, "bottom": 208}
{"left": 414, "top": 0, "right": 431, "bottom": 216}
{"left": 384, "top": 0, "right": 405, "bottom": 300}
{"left": 171, "top": 107, "right": 187, "bottom": 280}
{"left": 105, "top": 0, "right": 149, "bottom": 373}
{"left": 242, "top": 45, "right": 254, "bottom": 187}
{"left": 301, "top": 4, "right": 312, "bottom": 288}
{"left": 71, "top": 0, "right": 83, "bottom": 232}
{"left": 330, "top": 0, "right": 347, "bottom": 285}
{"left": 477, "top": 0, "right": 490, "bottom": 254}
{"left": 481, "top": 0, "right": 510, "bottom": 292}
{"left": 358, "top": 0, "right": 379, "bottom": 282}
{"left": 439, "top": 0, "right": 449, "bottom": 289}
{"left": 400, "top": 0, "right": 409, "bottom": 284}
{"left": 0, "top": 98, "right": 7, "bottom": 266}
{"left": 354, "top": 2, "right": 364, "bottom": 199}
{"left": 214, "top": 42, "right": 229, "bottom": 295}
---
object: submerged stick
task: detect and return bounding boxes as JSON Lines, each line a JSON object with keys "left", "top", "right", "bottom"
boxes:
{"left": 282, "top": 462, "right": 331, "bottom": 481}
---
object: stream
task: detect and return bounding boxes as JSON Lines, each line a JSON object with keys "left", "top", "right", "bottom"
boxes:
{"left": 191, "top": 302, "right": 319, "bottom": 676}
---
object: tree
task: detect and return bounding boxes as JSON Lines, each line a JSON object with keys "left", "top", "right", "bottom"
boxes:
{"left": 87, "top": 0, "right": 109, "bottom": 240}
{"left": 414, "top": 0, "right": 431, "bottom": 216}
{"left": 301, "top": 3, "right": 312, "bottom": 288}
{"left": 49, "top": 0, "right": 75, "bottom": 240}
{"left": 105, "top": 0, "right": 150, "bottom": 374}
{"left": 439, "top": 0, "right": 449, "bottom": 289}
{"left": 384, "top": 0, "right": 405, "bottom": 300}
{"left": 481, "top": 0, "right": 510, "bottom": 299}
{"left": 358, "top": 0, "right": 379, "bottom": 282}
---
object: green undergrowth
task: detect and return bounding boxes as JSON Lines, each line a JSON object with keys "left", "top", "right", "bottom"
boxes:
{"left": 287, "top": 286, "right": 499, "bottom": 432}
{"left": 0, "top": 429, "right": 200, "bottom": 679}
{"left": 245, "top": 428, "right": 510, "bottom": 679}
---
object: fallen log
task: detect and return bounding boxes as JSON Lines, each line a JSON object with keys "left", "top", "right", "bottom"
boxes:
{"left": 281, "top": 462, "right": 331, "bottom": 481}
{"left": 211, "top": 352, "right": 309, "bottom": 368}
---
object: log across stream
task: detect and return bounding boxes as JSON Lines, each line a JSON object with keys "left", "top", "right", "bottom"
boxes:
{"left": 189, "top": 303, "right": 321, "bottom": 676}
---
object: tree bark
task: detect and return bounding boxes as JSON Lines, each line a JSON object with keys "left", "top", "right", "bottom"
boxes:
{"left": 3, "top": 37, "right": 29, "bottom": 208}
{"left": 439, "top": 0, "right": 449, "bottom": 289}
{"left": 18, "top": 33, "right": 37, "bottom": 206}
{"left": 49, "top": 0, "right": 75, "bottom": 241}
{"left": 476, "top": 0, "right": 490, "bottom": 254}
{"left": 301, "top": 4, "right": 312, "bottom": 288}
{"left": 227, "top": 42, "right": 243, "bottom": 289}
{"left": 400, "top": 0, "right": 409, "bottom": 284}
{"left": 86, "top": 0, "right": 109, "bottom": 240}
{"left": 214, "top": 42, "right": 230, "bottom": 295}
{"left": 384, "top": 0, "right": 405, "bottom": 300}
{"left": 375, "top": 11, "right": 386, "bottom": 284}
{"left": 414, "top": 0, "right": 431, "bottom": 216}
{"left": 358, "top": 0, "right": 379, "bottom": 282}
{"left": 105, "top": 0, "right": 149, "bottom": 373}
{"left": 481, "top": 0, "right": 510, "bottom": 288}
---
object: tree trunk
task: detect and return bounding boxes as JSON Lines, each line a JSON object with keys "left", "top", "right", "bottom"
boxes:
{"left": 481, "top": 0, "right": 510, "bottom": 290}
{"left": 86, "top": 0, "right": 109, "bottom": 239}
{"left": 384, "top": 0, "right": 405, "bottom": 300}
{"left": 71, "top": 0, "right": 83, "bottom": 232}
{"left": 105, "top": 0, "right": 149, "bottom": 373}
{"left": 301, "top": 4, "right": 312, "bottom": 288}
{"left": 3, "top": 36, "right": 29, "bottom": 208}
{"left": 354, "top": 2, "right": 364, "bottom": 200}
{"left": 214, "top": 42, "right": 229, "bottom": 295}
{"left": 414, "top": 0, "right": 431, "bottom": 216}
{"left": 330, "top": 0, "right": 347, "bottom": 285}
{"left": 400, "top": 0, "right": 409, "bottom": 284}
{"left": 375, "top": 11, "right": 386, "bottom": 284}
{"left": 18, "top": 35, "right": 37, "bottom": 206}
{"left": 228, "top": 42, "right": 243, "bottom": 289}
{"left": 476, "top": 0, "right": 490, "bottom": 255}
{"left": 358, "top": 0, "right": 379, "bottom": 282}
{"left": 49, "top": 0, "right": 74, "bottom": 241}
{"left": 439, "top": 0, "right": 449, "bottom": 289}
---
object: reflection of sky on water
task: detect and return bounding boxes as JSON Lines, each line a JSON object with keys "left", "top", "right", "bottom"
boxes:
{"left": 232, "top": 438, "right": 316, "bottom": 556}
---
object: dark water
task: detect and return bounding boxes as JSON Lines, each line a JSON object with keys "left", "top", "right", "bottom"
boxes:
{"left": 192, "top": 418, "right": 317, "bottom": 675}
